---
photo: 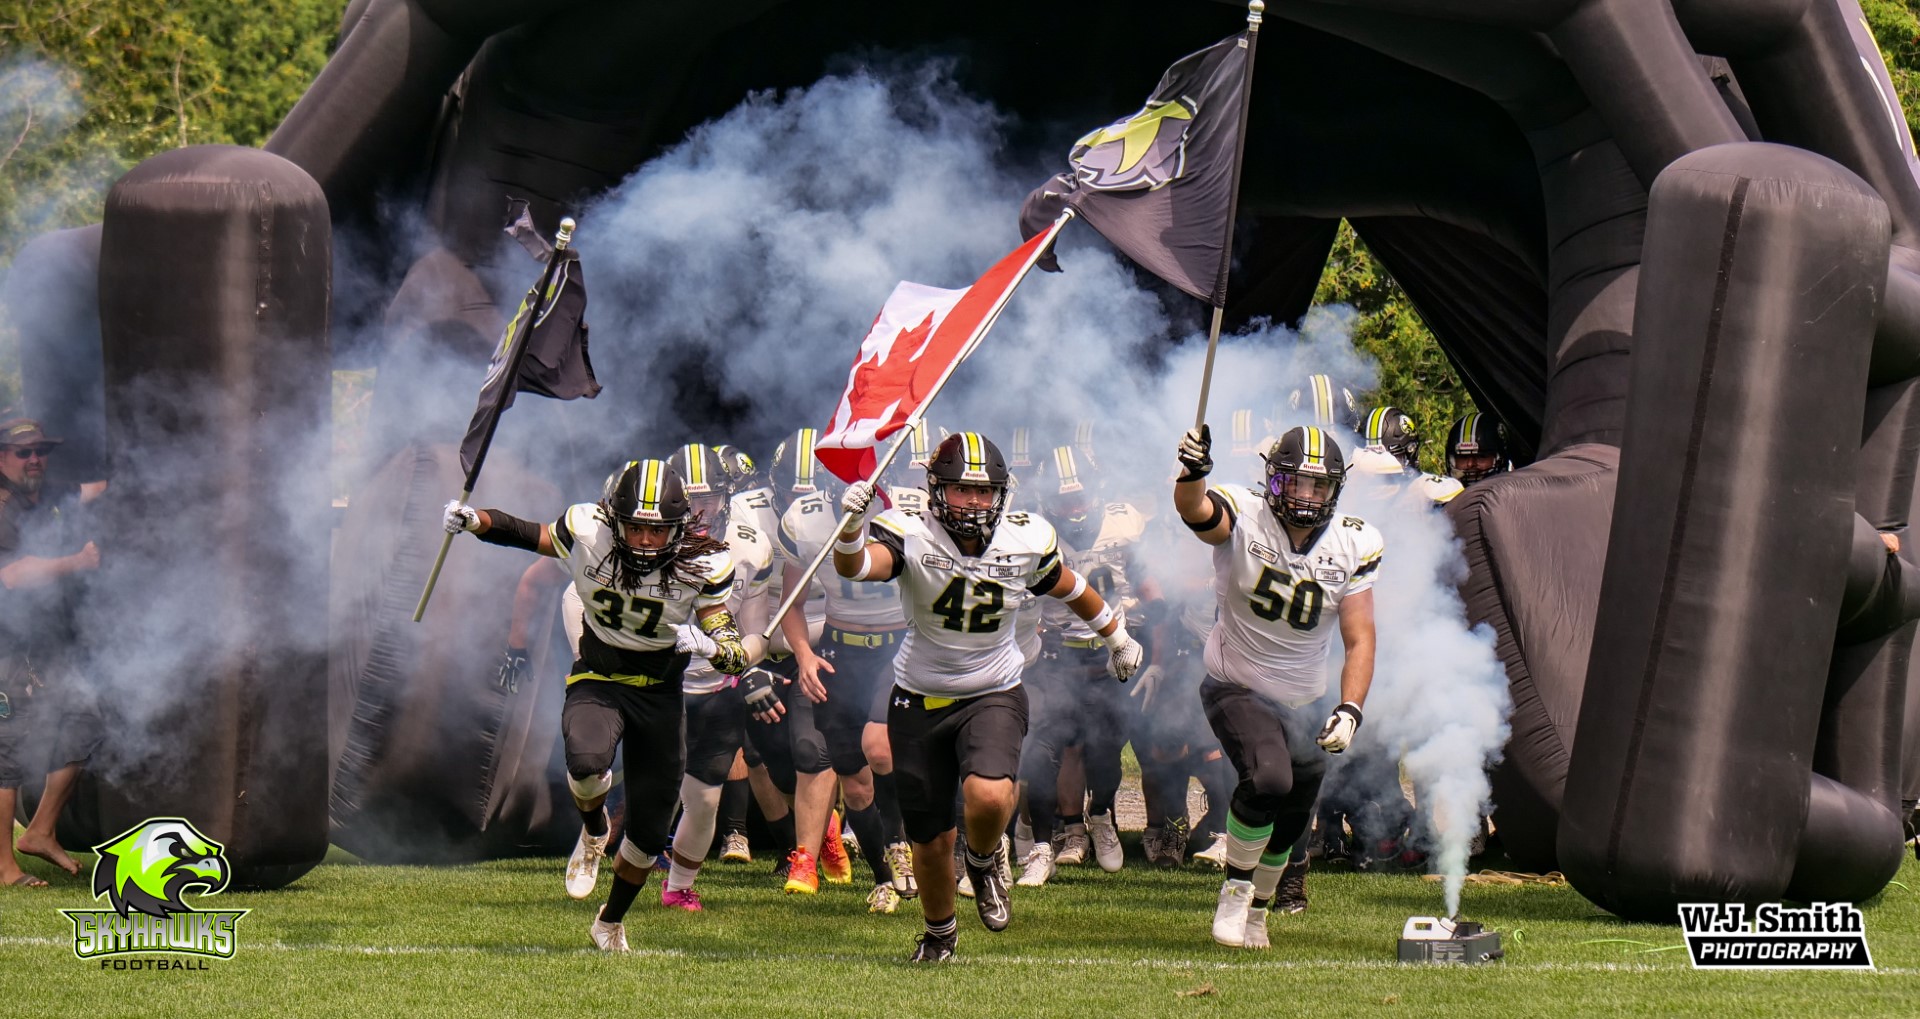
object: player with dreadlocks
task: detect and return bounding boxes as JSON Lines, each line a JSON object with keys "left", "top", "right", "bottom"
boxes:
{"left": 444, "top": 459, "right": 750, "bottom": 953}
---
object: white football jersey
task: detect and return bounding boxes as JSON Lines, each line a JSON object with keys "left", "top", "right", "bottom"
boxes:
{"left": 551, "top": 502, "right": 733, "bottom": 654}
{"left": 1201, "top": 483, "right": 1382, "bottom": 705}
{"left": 1040, "top": 502, "right": 1146, "bottom": 640}
{"left": 867, "top": 507, "right": 1062, "bottom": 697}
{"left": 779, "top": 490, "right": 908, "bottom": 628}
{"left": 683, "top": 515, "right": 776, "bottom": 694}
{"left": 735, "top": 485, "right": 823, "bottom": 653}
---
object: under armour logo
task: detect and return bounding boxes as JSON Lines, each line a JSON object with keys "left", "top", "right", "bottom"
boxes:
{"left": 893, "top": 697, "right": 911, "bottom": 708}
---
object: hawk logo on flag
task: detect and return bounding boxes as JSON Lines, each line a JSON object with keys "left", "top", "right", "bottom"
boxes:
{"left": 1072, "top": 96, "right": 1198, "bottom": 191}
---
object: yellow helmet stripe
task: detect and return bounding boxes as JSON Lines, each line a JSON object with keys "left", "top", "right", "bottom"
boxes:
{"left": 1053, "top": 445, "right": 1080, "bottom": 490}
{"left": 1012, "top": 427, "right": 1030, "bottom": 463}
{"left": 911, "top": 419, "right": 931, "bottom": 458}
{"left": 1232, "top": 409, "right": 1252, "bottom": 445}
{"left": 796, "top": 429, "right": 816, "bottom": 487}
{"left": 641, "top": 458, "right": 663, "bottom": 511}
{"left": 681, "top": 444, "right": 706, "bottom": 491}
{"left": 1076, "top": 421, "right": 1094, "bottom": 448}
{"left": 1305, "top": 426, "right": 1324, "bottom": 466}
{"left": 963, "top": 431, "right": 985, "bottom": 471}
{"left": 1313, "top": 375, "right": 1333, "bottom": 424}
{"left": 1366, "top": 408, "right": 1387, "bottom": 443}
{"left": 1460, "top": 413, "right": 1480, "bottom": 451}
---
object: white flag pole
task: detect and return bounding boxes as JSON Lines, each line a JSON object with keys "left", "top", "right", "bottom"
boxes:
{"left": 759, "top": 209, "right": 1075, "bottom": 642}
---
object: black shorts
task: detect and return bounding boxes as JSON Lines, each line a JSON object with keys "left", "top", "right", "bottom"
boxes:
{"left": 683, "top": 684, "right": 747, "bottom": 787}
{"left": 0, "top": 658, "right": 102, "bottom": 789}
{"left": 1199, "top": 676, "right": 1326, "bottom": 829}
{"left": 561, "top": 678, "right": 685, "bottom": 858}
{"left": 887, "top": 684, "right": 1029, "bottom": 845}
{"left": 816, "top": 625, "right": 903, "bottom": 773}
{"left": 744, "top": 655, "right": 798, "bottom": 792}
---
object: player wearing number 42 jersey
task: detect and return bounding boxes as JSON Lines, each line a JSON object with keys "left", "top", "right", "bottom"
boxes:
{"left": 444, "top": 459, "right": 754, "bottom": 955}
{"left": 833, "top": 432, "right": 1144, "bottom": 963}
{"left": 1172, "top": 423, "right": 1381, "bottom": 952}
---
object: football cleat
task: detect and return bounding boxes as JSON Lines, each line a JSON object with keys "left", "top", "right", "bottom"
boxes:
{"left": 660, "top": 886, "right": 704, "bottom": 912}
{"left": 821, "top": 812, "right": 854, "bottom": 884}
{"left": 783, "top": 848, "right": 820, "bottom": 895}
{"left": 956, "top": 869, "right": 975, "bottom": 899}
{"left": 1055, "top": 823, "right": 1090, "bottom": 866}
{"left": 720, "top": 831, "right": 752, "bottom": 864}
{"left": 1275, "top": 856, "right": 1310, "bottom": 914}
{"left": 867, "top": 883, "right": 901, "bottom": 914}
{"left": 1142, "top": 826, "right": 1166, "bottom": 868}
{"left": 1212, "top": 878, "right": 1255, "bottom": 947}
{"left": 1088, "top": 811, "right": 1123, "bottom": 873}
{"left": 1193, "top": 832, "right": 1229, "bottom": 869}
{"left": 1013, "top": 815, "right": 1034, "bottom": 862}
{"left": 566, "top": 819, "right": 610, "bottom": 900}
{"left": 1016, "top": 841, "right": 1055, "bottom": 888}
{"left": 1160, "top": 817, "right": 1189, "bottom": 869}
{"left": 996, "top": 834, "right": 1015, "bottom": 886}
{"left": 909, "top": 929, "right": 957, "bottom": 963}
{"left": 842, "top": 819, "right": 862, "bottom": 861}
{"left": 885, "top": 841, "right": 918, "bottom": 898}
{"left": 967, "top": 842, "right": 1013, "bottom": 932}
{"left": 589, "top": 905, "right": 630, "bottom": 953}
{"left": 1243, "top": 906, "right": 1271, "bottom": 949}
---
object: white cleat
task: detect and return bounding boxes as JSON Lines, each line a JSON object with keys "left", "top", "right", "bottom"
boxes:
{"left": 1055, "top": 824, "right": 1090, "bottom": 866}
{"left": 1088, "top": 810, "right": 1123, "bottom": 873}
{"left": 1013, "top": 815, "right": 1034, "bottom": 862}
{"left": 1212, "top": 878, "right": 1255, "bottom": 947}
{"left": 1243, "top": 906, "right": 1271, "bottom": 950}
{"left": 885, "top": 841, "right": 918, "bottom": 899}
{"left": 566, "top": 821, "right": 610, "bottom": 900}
{"left": 1016, "top": 841, "right": 1056, "bottom": 887}
{"left": 956, "top": 869, "right": 975, "bottom": 899}
{"left": 996, "top": 834, "right": 1015, "bottom": 886}
{"left": 1193, "top": 832, "right": 1229, "bottom": 869}
{"left": 589, "top": 905, "right": 630, "bottom": 953}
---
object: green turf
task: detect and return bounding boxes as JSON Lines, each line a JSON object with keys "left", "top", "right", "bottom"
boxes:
{"left": 2, "top": 838, "right": 1915, "bottom": 1017}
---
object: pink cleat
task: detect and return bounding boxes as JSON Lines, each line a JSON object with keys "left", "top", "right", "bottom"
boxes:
{"left": 660, "top": 887, "right": 704, "bottom": 912}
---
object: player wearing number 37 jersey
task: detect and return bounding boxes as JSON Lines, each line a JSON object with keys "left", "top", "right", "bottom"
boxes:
{"left": 1172, "top": 423, "right": 1381, "bottom": 953}
{"left": 833, "top": 431, "right": 1143, "bottom": 963}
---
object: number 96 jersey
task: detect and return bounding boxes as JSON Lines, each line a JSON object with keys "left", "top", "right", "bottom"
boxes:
{"left": 1202, "top": 483, "right": 1382, "bottom": 706}
{"left": 866, "top": 507, "right": 1064, "bottom": 698}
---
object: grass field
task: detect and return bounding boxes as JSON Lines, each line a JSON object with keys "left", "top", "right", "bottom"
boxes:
{"left": 2, "top": 834, "right": 1915, "bottom": 1018}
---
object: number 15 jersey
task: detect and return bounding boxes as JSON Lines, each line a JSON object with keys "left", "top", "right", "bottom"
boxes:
{"left": 866, "top": 508, "right": 1063, "bottom": 698}
{"left": 1203, "top": 483, "right": 1383, "bottom": 706}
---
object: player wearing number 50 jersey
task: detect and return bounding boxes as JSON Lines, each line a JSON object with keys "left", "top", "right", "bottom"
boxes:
{"left": 833, "top": 431, "right": 1144, "bottom": 963}
{"left": 443, "top": 459, "right": 748, "bottom": 955}
{"left": 1172, "top": 423, "right": 1381, "bottom": 953}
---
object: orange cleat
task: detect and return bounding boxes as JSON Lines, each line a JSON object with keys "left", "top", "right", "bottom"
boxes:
{"left": 783, "top": 848, "right": 819, "bottom": 894}
{"left": 821, "top": 811, "right": 854, "bottom": 885}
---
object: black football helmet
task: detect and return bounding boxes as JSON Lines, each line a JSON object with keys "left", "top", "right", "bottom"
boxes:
{"left": 1264, "top": 426, "right": 1347, "bottom": 529}
{"left": 599, "top": 459, "right": 692, "bottom": 585}
{"left": 1363, "top": 406, "right": 1421, "bottom": 471}
{"left": 1446, "top": 413, "right": 1508, "bottom": 485}
{"left": 1288, "top": 374, "right": 1360, "bottom": 431}
{"left": 668, "top": 443, "right": 730, "bottom": 526}
{"left": 770, "top": 427, "right": 841, "bottom": 509}
{"left": 712, "top": 443, "right": 760, "bottom": 494}
{"left": 927, "top": 432, "right": 1010, "bottom": 543}
{"left": 1039, "top": 444, "right": 1101, "bottom": 548}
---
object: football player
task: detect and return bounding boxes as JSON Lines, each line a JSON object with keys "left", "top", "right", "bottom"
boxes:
{"left": 1286, "top": 373, "right": 1361, "bottom": 433}
{"left": 1015, "top": 445, "right": 1154, "bottom": 885}
{"left": 1446, "top": 413, "right": 1509, "bottom": 485}
{"left": 659, "top": 444, "right": 779, "bottom": 911}
{"left": 832, "top": 432, "right": 1143, "bottom": 962}
{"left": 444, "top": 460, "right": 752, "bottom": 953}
{"left": 1171, "top": 424, "right": 1382, "bottom": 950}
{"left": 777, "top": 450, "right": 929, "bottom": 913}
{"left": 1351, "top": 406, "right": 1463, "bottom": 507}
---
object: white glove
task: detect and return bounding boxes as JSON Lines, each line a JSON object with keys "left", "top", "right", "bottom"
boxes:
{"left": 1176, "top": 424, "right": 1213, "bottom": 482}
{"left": 1128, "top": 664, "right": 1165, "bottom": 711}
{"left": 674, "top": 623, "right": 719, "bottom": 659}
{"left": 443, "top": 500, "right": 481, "bottom": 534}
{"left": 1316, "top": 701, "right": 1364, "bottom": 754}
{"left": 841, "top": 479, "right": 878, "bottom": 520}
{"left": 1105, "top": 624, "right": 1145, "bottom": 683}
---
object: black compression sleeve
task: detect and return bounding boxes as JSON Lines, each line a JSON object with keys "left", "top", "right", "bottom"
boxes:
{"left": 1184, "top": 491, "right": 1230, "bottom": 533}
{"left": 476, "top": 509, "right": 542, "bottom": 552}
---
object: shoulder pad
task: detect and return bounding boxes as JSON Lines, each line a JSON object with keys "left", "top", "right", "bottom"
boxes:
{"left": 1420, "top": 474, "right": 1465, "bottom": 504}
{"left": 996, "top": 511, "right": 1057, "bottom": 554}
{"left": 1099, "top": 503, "right": 1148, "bottom": 545}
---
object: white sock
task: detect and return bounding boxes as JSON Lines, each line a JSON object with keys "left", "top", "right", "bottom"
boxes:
{"left": 671, "top": 774, "right": 724, "bottom": 869}
{"left": 666, "top": 857, "right": 698, "bottom": 892}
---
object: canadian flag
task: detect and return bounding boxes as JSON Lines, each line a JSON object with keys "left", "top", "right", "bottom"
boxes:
{"left": 816, "top": 219, "right": 1068, "bottom": 483}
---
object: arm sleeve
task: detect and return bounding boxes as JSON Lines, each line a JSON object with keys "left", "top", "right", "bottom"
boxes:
{"left": 552, "top": 505, "right": 584, "bottom": 559}
{"left": 868, "top": 515, "right": 907, "bottom": 581}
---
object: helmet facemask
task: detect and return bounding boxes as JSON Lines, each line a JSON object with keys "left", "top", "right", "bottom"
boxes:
{"left": 929, "top": 479, "right": 1007, "bottom": 543}
{"left": 598, "top": 460, "right": 692, "bottom": 589}
{"left": 1265, "top": 468, "right": 1342, "bottom": 529}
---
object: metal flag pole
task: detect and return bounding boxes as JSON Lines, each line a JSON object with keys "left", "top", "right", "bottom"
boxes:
{"left": 1192, "top": 0, "right": 1264, "bottom": 429}
{"left": 758, "top": 209, "right": 1076, "bottom": 642}
{"left": 414, "top": 216, "right": 575, "bottom": 622}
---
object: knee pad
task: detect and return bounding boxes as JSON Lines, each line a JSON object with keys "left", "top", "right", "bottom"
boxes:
{"left": 827, "top": 737, "right": 869, "bottom": 777}
{"left": 617, "top": 837, "right": 658, "bottom": 870}
{"left": 673, "top": 775, "right": 724, "bottom": 859}
{"left": 1230, "top": 785, "right": 1281, "bottom": 829}
{"left": 567, "top": 769, "right": 613, "bottom": 801}
{"left": 792, "top": 728, "right": 831, "bottom": 776}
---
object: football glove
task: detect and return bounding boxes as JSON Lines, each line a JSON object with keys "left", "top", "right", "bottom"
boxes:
{"left": 1316, "top": 701, "right": 1364, "bottom": 754}
{"left": 741, "top": 667, "right": 781, "bottom": 715}
{"left": 1127, "top": 664, "right": 1165, "bottom": 711}
{"left": 1105, "top": 624, "right": 1145, "bottom": 683}
{"left": 1176, "top": 425, "right": 1213, "bottom": 482}
{"left": 841, "top": 479, "right": 878, "bottom": 519}
{"left": 443, "top": 500, "right": 481, "bottom": 534}
{"left": 674, "top": 623, "right": 719, "bottom": 658}
{"left": 497, "top": 646, "right": 528, "bottom": 694}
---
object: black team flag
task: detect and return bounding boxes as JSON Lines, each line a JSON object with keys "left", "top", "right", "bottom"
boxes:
{"left": 458, "top": 204, "right": 601, "bottom": 477}
{"left": 1018, "top": 27, "right": 1254, "bottom": 307}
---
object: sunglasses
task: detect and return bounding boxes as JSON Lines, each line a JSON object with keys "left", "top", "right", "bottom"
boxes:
{"left": 9, "top": 446, "right": 53, "bottom": 461}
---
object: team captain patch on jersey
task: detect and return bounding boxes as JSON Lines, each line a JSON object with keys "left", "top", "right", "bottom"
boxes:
{"left": 1203, "top": 482, "right": 1383, "bottom": 706}
{"left": 552, "top": 502, "right": 734, "bottom": 653}
{"left": 780, "top": 490, "right": 908, "bottom": 628}
{"left": 683, "top": 515, "right": 774, "bottom": 693}
{"left": 866, "top": 506, "right": 1062, "bottom": 698}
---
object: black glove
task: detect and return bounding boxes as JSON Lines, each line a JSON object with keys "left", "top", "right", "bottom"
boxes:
{"left": 1177, "top": 424, "right": 1213, "bottom": 482}
{"left": 741, "top": 667, "right": 781, "bottom": 714}
{"left": 497, "top": 647, "right": 529, "bottom": 694}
